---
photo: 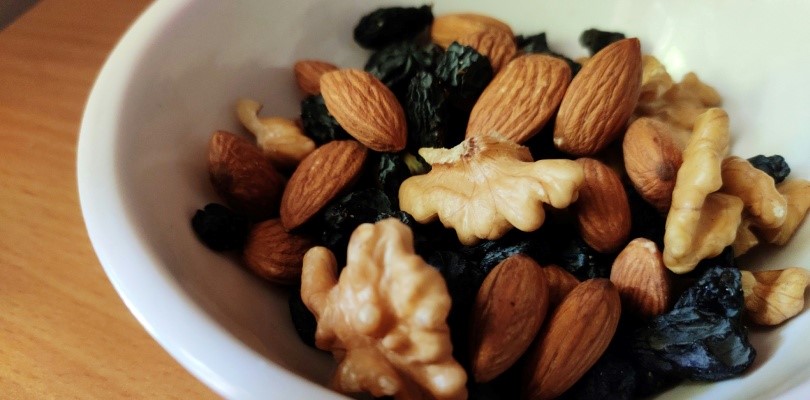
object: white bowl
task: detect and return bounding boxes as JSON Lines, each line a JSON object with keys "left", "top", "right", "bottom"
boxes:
{"left": 78, "top": 0, "right": 810, "bottom": 399}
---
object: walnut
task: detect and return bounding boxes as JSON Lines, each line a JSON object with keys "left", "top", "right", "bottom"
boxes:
{"left": 236, "top": 98, "right": 315, "bottom": 169}
{"left": 741, "top": 268, "right": 810, "bottom": 325}
{"left": 756, "top": 179, "right": 810, "bottom": 245}
{"left": 663, "top": 108, "right": 742, "bottom": 273}
{"left": 635, "top": 55, "right": 721, "bottom": 131}
{"left": 399, "top": 134, "right": 584, "bottom": 245}
{"left": 720, "top": 156, "right": 787, "bottom": 228}
{"left": 732, "top": 219, "right": 760, "bottom": 257}
{"left": 300, "top": 218, "right": 467, "bottom": 400}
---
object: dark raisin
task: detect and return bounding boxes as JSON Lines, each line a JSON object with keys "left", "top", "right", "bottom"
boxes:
{"left": 365, "top": 42, "right": 443, "bottom": 100}
{"left": 525, "top": 117, "right": 572, "bottom": 160}
{"left": 562, "top": 348, "right": 637, "bottom": 400}
{"left": 353, "top": 5, "right": 433, "bottom": 49}
{"left": 300, "top": 95, "right": 351, "bottom": 145}
{"left": 434, "top": 42, "right": 494, "bottom": 110}
{"left": 580, "top": 28, "right": 626, "bottom": 55}
{"left": 320, "top": 188, "right": 396, "bottom": 252}
{"left": 288, "top": 291, "right": 318, "bottom": 348}
{"left": 516, "top": 32, "right": 582, "bottom": 76}
{"left": 463, "top": 229, "right": 552, "bottom": 273}
{"left": 191, "top": 203, "right": 251, "bottom": 251}
{"left": 747, "top": 154, "right": 791, "bottom": 184}
{"left": 373, "top": 152, "right": 412, "bottom": 207}
{"left": 674, "top": 265, "right": 743, "bottom": 319}
{"left": 627, "top": 186, "right": 667, "bottom": 247}
{"left": 406, "top": 71, "right": 448, "bottom": 150}
{"left": 556, "top": 236, "right": 613, "bottom": 280}
{"left": 632, "top": 306, "right": 756, "bottom": 381}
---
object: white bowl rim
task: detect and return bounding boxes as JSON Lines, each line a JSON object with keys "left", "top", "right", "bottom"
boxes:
{"left": 77, "top": 1, "right": 341, "bottom": 398}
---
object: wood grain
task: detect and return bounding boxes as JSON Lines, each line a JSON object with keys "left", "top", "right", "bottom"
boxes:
{"left": 0, "top": 0, "right": 218, "bottom": 398}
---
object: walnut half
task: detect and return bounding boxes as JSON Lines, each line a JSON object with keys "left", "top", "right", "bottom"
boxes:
{"left": 742, "top": 268, "right": 810, "bottom": 325}
{"left": 301, "top": 218, "right": 467, "bottom": 400}
{"left": 399, "top": 134, "right": 584, "bottom": 245}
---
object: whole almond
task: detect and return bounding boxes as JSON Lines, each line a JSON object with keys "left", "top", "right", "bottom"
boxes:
{"left": 610, "top": 238, "right": 671, "bottom": 317}
{"left": 457, "top": 28, "right": 516, "bottom": 73}
{"left": 280, "top": 140, "right": 367, "bottom": 230}
{"left": 466, "top": 55, "right": 571, "bottom": 144}
{"left": 208, "top": 130, "right": 286, "bottom": 219}
{"left": 294, "top": 60, "right": 338, "bottom": 95}
{"left": 470, "top": 254, "right": 548, "bottom": 383}
{"left": 554, "top": 38, "right": 642, "bottom": 155}
{"left": 431, "top": 13, "right": 513, "bottom": 49}
{"left": 543, "top": 264, "right": 579, "bottom": 307}
{"left": 523, "top": 279, "right": 621, "bottom": 400}
{"left": 243, "top": 219, "right": 313, "bottom": 284}
{"left": 574, "top": 158, "right": 631, "bottom": 253}
{"left": 319, "top": 69, "right": 407, "bottom": 152}
{"left": 624, "top": 117, "right": 683, "bottom": 212}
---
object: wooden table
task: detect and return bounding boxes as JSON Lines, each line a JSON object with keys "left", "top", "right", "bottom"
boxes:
{"left": 0, "top": 1, "right": 218, "bottom": 398}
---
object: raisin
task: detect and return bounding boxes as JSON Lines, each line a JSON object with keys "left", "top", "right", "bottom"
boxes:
{"left": 406, "top": 71, "right": 448, "bottom": 150}
{"left": 300, "top": 95, "right": 351, "bottom": 145}
{"left": 353, "top": 5, "right": 433, "bottom": 49}
{"left": 580, "top": 28, "right": 626, "bottom": 55}
{"left": 627, "top": 186, "right": 666, "bottom": 247}
{"left": 556, "top": 236, "right": 613, "bottom": 280}
{"left": 463, "top": 229, "right": 552, "bottom": 273}
{"left": 434, "top": 42, "right": 494, "bottom": 109}
{"left": 516, "top": 32, "right": 582, "bottom": 76}
{"left": 747, "top": 154, "right": 791, "bottom": 183}
{"left": 191, "top": 203, "right": 251, "bottom": 251}
{"left": 288, "top": 291, "right": 318, "bottom": 348}
{"left": 365, "top": 42, "right": 443, "bottom": 99}
{"left": 674, "top": 265, "right": 743, "bottom": 319}
{"left": 562, "top": 348, "right": 637, "bottom": 400}
{"left": 320, "top": 188, "right": 396, "bottom": 251}
{"left": 373, "top": 152, "right": 412, "bottom": 207}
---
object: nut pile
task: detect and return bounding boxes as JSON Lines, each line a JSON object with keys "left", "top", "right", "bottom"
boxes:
{"left": 190, "top": 5, "right": 810, "bottom": 400}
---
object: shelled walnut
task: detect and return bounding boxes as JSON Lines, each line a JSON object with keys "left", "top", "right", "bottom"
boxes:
{"left": 236, "top": 99, "right": 315, "bottom": 169}
{"left": 742, "top": 268, "right": 810, "bottom": 325}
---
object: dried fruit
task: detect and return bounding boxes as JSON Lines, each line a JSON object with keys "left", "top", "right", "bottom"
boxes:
{"left": 207, "top": 131, "right": 286, "bottom": 219}
{"left": 280, "top": 140, "right": 367, "bottom": 230}
{"left": 365, "top": 41, "right": 442, "bottom": 98}
{"left": 470, "top": 254, "right": 548, "bottom": 383}
{"left": 742, "top": 268, "right": 810, "bottom": 325}
{"left": 320, "top": 69, "right": 407, "bottom": 152}
{"left": 747, "top": 154, "right": 791, "bottom": 184}
{"left": 294, "top": 60, "right": 338, "bottom": 95}
{"left": 431, "top": 13, "right": 513, "bottom": 49}
{"left": 191, "top": 203, "right": 251, "bottom": 251}
{"left": 405, "top": 71, "right": 448, "bottom": 150}
{"left": 557, "top": 236, "right": 614, "bottom": 280}
{"left": 523, "top": 279, "right": 621, "bottom": 400}
{"left": 554, "top": 38, "right": 642, "bottom": 155}
{"left": 435, "top": 43, "right": 494, "bottom": 108}
{"left": 243, "top": 219, "right": 313, "bottom": 284}
{"left": 674, "top": 265, "right": 743, "bottom": 319}
{"left": 353, "top": 5, "right": 434, "bottom": 49}
{"left": 623, "top": 117, "right": 684, "bottom": 212}
{"left": 573, "top": 158, "right": 631, "bottom": 253}
{"left": 289, "top": 290, "right": 318, "bottom": 348}
{"left": 579, "top": 28, "right": 626, "bottom": 55}
{"left": 300, "top": 94, "right": 351, "bottom": 145}
{"left": 610, "top": 238, "right": 671, "bottom": 317}
{"left": 466, "top": 54, "right": 571, "bottom": 144}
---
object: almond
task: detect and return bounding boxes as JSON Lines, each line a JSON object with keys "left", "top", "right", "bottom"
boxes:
{"left": 554, "top": 38, "right": 642, "bottom": 155}
{"left": 542, "top": 264, "right": 579, "bottom": 307}
{"left": 466, "top": 55, "right": 571, "bottom": 144}
{"left": 457, "top": 28, "right": 516, "bottom": 73}
{"left": 470, "top": 254, "right": 548, "bottom": 383}
{"left": 280, "top": 140, "right": 367, "bottom": 230}
{"left": 294, "top": 60, "right": 338, "bottom": 95}
{"left": 523, "top": 279, "right": 621, "bottom": 400}
{"left": 431, "top": 13, "right": 513, "bottom": 49}
{"left": 574, "top": 158, "right": 631, "bottom": 253}
{"left": 623, "top": 117, "right": 684, "bottom": 212}
{"left": 609, "top": 238, "right": 671, "bottom": 317}
{"left": 243, "top": 219, "right": 313, "bottom": 284}
{"left": 319, "top": 69, "right": 407, "bottom": 152}
{"left": 208, "top": 130, "right": 286, "bottom": 219}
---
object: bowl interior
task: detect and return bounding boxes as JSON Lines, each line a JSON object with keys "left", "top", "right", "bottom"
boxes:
{"left": 80, "top": 0, "right": 810, "bottom": 398}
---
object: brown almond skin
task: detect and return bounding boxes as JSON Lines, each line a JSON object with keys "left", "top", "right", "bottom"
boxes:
{"left": 470, "top": 254, "right": 548, "bottom": 383}
{"left": 624, "top": 118, "right": 683, "bottom": 212}
{"left": 543, "top": 264, "right": 580, "bottom": 307}
{"left": 467, "top": 55, "right": 571, "bottom": 144}
{"left": 610, "top": 238, "right": 672, "bottom": 317}
{"left": 554, "top": 38, "right": 642, "bottom": 155}
{"left": 457, "top": 28, "right": 516, "bottom": 73}
{"left": 431, "top": 13, "right": 513, "bottom": 49}
{"left": 243, "top": 219, "right": 313, "bottom": 284}
{"left": 523, "top": 279, "right": 621, "bottom": 400}
{"left": 280, "top": 140, "right": 367, "bottom": 230}
{"left": 208, "top": 131, "right": 286, "bottom": 219}
{"left": 319, "top": 69, "right": 407, "bottom": 152}
{"left": 294, "top": 60, "right": 338, "bottom": 95}
{"left": 574, "top": 158, "right": 631, "bottom": 253}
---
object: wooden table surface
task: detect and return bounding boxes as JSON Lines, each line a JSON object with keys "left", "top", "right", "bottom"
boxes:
{"left": 0, "top": 0, "right": 218, "bottom": 398}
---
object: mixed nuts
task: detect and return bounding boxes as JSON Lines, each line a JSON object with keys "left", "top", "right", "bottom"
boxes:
{"left": 190, "top": 5, "right": 810, "bottom": 400}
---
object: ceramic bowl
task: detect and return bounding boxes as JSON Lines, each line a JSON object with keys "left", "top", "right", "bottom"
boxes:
{"left": 78, "top": 0, "right": 810, "bottom": 398}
